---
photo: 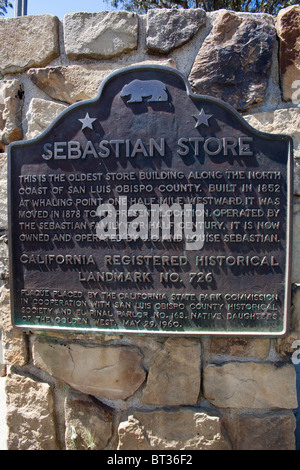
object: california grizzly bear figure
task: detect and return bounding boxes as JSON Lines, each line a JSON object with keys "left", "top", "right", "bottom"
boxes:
{"left": 120, "top": 79, "right": 168, "bottom": 103}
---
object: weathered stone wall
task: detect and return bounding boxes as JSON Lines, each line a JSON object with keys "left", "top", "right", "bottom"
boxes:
{"left": 0, "top": 6, "right": 299, "bottom": 450}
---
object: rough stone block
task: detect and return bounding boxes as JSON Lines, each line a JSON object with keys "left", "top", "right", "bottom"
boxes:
{"left": 32, "top": 339, "right": 146, "bottom": 400}
{"left": 225, "top": 410, "right": 296, "bottom": 450}
{"left": 64, "top": 11, "right": 138, "bottom": 60}
{"left": 0, "top": 286, "right": 28, "bottom": 366}
{"left": 28, "top": 64, "right": 122, "bottom": 105}
{"left": 210, "top": 337, "right": 270, "bottom": 359}
{"left": 277, "top": 5, "right": 300, "bottom": 102}
{"left": 203, "top": 361, "right": 297, "bottom": 409}
{"left": 0, "top": 235, "right": 8, "bottom": 286}
{"left": 27, "top": 59, "right": 176, "bottom": 105}
{"left": 142, "top": 337, "right": 200, "bottom": 406}
{"left": 0, "top": 79, "right": 24, "bottom": 147}
{"left": 146, "top": 8, "right": 206, "bottom": 54}
{"left": 244, "top": 108, "right": 300, "bottom": 195}
{"left": 0, "top": 15, "right": 59, "bottom": 74}
{"left": 189, "top": 10, "right": 276, "bottom": 111}
{"left": 6, "top": 372, "right": 57, "bottom": 450}
{"left": 118, "top": 409, "right": 231, "bottom": 450}
{"left": 26, "top": 98, "right": 67, "bottom": 140}
{"left": 65, "top": 390, "right": 113, "bottom": 450}
{"left": 276, "top": 329, "right": 300, "bottom": 361}
{"left": 244, "top": 108, "right": 300, "bottom": 154}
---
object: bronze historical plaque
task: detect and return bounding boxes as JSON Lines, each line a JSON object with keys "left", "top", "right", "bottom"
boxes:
{"left": 8, "top": 66, "right": 293, "bottom": 336}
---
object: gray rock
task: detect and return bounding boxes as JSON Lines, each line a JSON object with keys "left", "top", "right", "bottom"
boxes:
{"left": 189, "top": 10, "right": 276, "bottom": 111}
{"left": 146, "top": 8, "right": 206, "bottom": 54}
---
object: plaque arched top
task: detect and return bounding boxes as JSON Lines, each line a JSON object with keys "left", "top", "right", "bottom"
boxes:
{"left": 9, "top": 65, "right": 293, "bottom": 149}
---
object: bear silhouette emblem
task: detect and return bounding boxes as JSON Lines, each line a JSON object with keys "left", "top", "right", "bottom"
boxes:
{"left": 120, "top": 79, "right": 168, "bottom": 103}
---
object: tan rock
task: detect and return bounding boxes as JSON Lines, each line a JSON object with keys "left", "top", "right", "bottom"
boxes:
{"left": 210, "top": 337, "right": 270, "bottom": 359}
{"left": 0, "top": 232, "right": 8, "bottom": 284}
{"left": 64, "top": 11, "right": 138, "bottom": 60}
{"left": 0, "top": 286, "right": 28, "bottom": 367}
{"left": 142, "top": 337, "right": 201, "bottom": 405}
{"left": 118, "top": 409, "right": 231, "bottom": 450}
{"left": 203, "top": 361, "right": 297, "bottom": 409}
{"left": 27, "top": 59, "right": 177, "bottom": 105}
{"left": 0, "top": 334, "right": 5, "bottom": 376}
{"left": 28, "top": 64, "right": 111, "bottom": 105}
{"left": 65, "top": 390, "right": 113, "bottom": 450}
{"left": 276, "top": 329, "right": 300, "bottom": 360}
{"left": 32, "top": 339, "right": 146, "bottom": 400}
{"left": 26, "top": 98, "right": 67, "bottom": 140}
{"left": 0, "top": 79, "right": 24, "bottom": 146}
{"left": 276, "top": 5, "right": 300, "bottom": 102}
{"left": 244, "top": 108, "right": 300, "bottom": 195}
{"left": 6, "top": 372, "right": 57, "bottom": 450}
{"left": 244, "top": 108, "right": 300, "bottom": 156}
{"left": 225, "top": 411, "right": 296, "bottom": 450}
{"left": 0, "top": 15, "right": 59, "bottom": 74}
